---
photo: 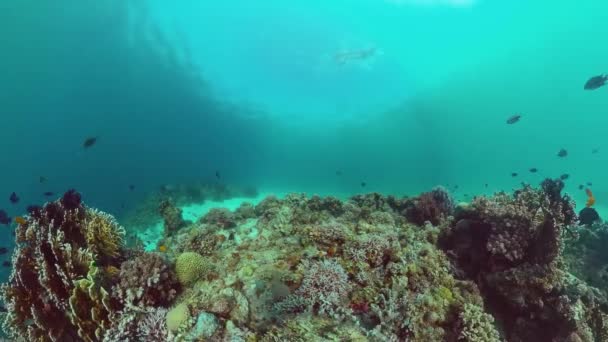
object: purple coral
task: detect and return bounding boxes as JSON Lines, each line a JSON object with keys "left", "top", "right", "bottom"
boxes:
{"left": 113, "top": 253, "right": 179, "bottom": 309}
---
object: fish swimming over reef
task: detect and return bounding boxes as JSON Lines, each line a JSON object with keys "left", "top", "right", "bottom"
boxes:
{"left": 506, "top": 115, "right": 521, "bottom": 124}
{"left": 560, "top": 174, "right": 569, "bottom": 180}
{"left": 14, "top": 216, "right": 26, "bottom": 225}
{"left": 511, "top": 172, "right": 518, "bottom": 177}
{"left": 1, "top": 261, "right": 9, "bottom": 267}
{"left": 557, "top": 148, "right": 568, "bottom": 158}
{"left": 43, "top": 191, "right": 54, "bottom": 197}
{"left": 9, "top": 192, "right": 19, "bottom": 204}
{"left": 361, "top": 182, "right": 367, "bottom": 187}
{"left": 0, "top": 247, "right": 7, "bottom": 255}
{"left": 529, "top": 168, "right": 538, "bottom": 173}
{"left": 39, "top": 176, "right": 47, "bottom": 183}
{"left": 584, "top": 75, "right": 608, "bottom": 90}
{"left": 83, "top": 136, "right": 98, "bottom": 148}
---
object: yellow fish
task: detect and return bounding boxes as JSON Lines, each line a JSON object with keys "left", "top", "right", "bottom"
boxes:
{"left": 14, "top": 216, "right": 26, "bottom": 225}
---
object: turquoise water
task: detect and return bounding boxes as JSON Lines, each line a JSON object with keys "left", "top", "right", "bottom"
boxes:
{"left": 1, "top": 1, "right": 607, "bottom": 237}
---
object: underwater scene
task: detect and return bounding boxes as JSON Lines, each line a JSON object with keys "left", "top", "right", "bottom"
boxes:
{"left": 2, "top": 0, "right": 608, "bottom": 341}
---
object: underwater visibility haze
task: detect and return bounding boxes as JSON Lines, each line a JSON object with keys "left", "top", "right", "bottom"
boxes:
{"left": 2, "top": 0, "right": 608, "bottom": 341}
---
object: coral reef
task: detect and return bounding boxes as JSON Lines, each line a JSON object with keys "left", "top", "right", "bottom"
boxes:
{"left": 1, "top": 190, "right": 125, "bottom": 341}
{"left": 4, "top": 181, "right": 608, "bottom": 341}
{"left": 441, "top": 179, "right": 608, "bottom": 341}
{"left": 112, "top": 252, "right": 180, "bottom": 309}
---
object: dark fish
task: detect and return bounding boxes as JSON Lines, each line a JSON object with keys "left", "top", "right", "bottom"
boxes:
{"left": 2, "top": 261, "right": 10, "bottom": 267}
{"left": 0, "top": 247, "right": 7, "bottom": 255}
{"left": 560, "top": 174, "right": 569, "bottom": 180}
{"left": 215, "top": 171, "right": 221, "bottom": 179}
{"left": 129, "top": 184, "right": 135, "bottom": 191}
{"left": 511, "top": 172, "right": 518, "bottom": 177}
{"left": 43, "top": 191, "right": 54, "bottom": 197}
{"left": 584, "top": 75, "right": 608, "bottom": 90}
{"left": 0, "top": 305, "right": 6, "bottom": 312}
{"left": 587, "top": 182, "right": 593, "bottom": 186}
{"left": 529, "top": 168, "right": 538, "bottom": 173}
{"left": 0, "top": 210, "right": 9, "bottom": 225}
{"left": 361, "top": 182, "right": 367, "bottom": 187}
{"left": 9, "top": 192, "right": 19, "bottom": 204}
{"left": 39, "top": 176, "right": 47, "bottom": 183}
{"left": 484, "top": 183, "right": 488, "bottom": 188}
{"left": 336, "top": 170, "right": 343, "bottom": 176}
{"left": 592, "top": 148, "right": 599, "bottom": 154}
{"left": 579, "top": 185, "right": 584, "bottom": 190}
{"left": 557, "top": 148, "right": 568, "bottom": 158}
{"left": 83, "top": 136, "right": 98, "bottom": 148}
{"left": 506, "top": 115, "right": 521, "bottom": 124}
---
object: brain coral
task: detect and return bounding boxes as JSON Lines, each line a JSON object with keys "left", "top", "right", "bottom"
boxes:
{"left": 175, "top": 252, "right": 208, "bottom": 285}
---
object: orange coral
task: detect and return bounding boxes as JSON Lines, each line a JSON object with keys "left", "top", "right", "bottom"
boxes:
{"left": 586, "top": 188, "right": 596, "bottom": 207}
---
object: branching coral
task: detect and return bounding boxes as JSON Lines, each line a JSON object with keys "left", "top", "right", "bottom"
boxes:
{"left": 112, "top": 252, "right": 179, "bottom": 309}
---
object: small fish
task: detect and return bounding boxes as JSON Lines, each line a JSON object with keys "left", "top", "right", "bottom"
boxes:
{"left": 83, "top": 136, "right": 98, "bottom": 149}
{"left": 584, "top": 75, "right": 608, "bottom": 90}
{"left": 484, "top": 183, "right": 488, "bottom": 188}
{"left": 9, "top": 192, "right": 19, "bottom": 204}
{"left": 159, "top": 245, "right": 168, "bottom": 252}
{"left": 14, "top": 216, "right": 26, "bottom": 225}
{"left": 0, "top": 247, "right": 7, "bottom": 255}
{"left": 39, "top": 176, "right": 47, "bottom": 183}
{"left": 529, "top": 168, "right": 538, "bottom": 173}
{"left": 43, "top": 191, "right": 54, "bottom": 197}
{"left": 1, "top": 261, "right": 9, "bottom": 267}
{"left": 511, "top": 172, "right": 518, "bottom": 177}
{"left": 579, "top": 185, "right": 584, "bottom": 190}
{"left": 336, "top": 170, "right": 343, "bottom": 176}
{"left": 592, "top": 148, "right": 599, "bottom": 154}
{"left": 0, "top": 210, "right": 9, "bottom": 225}
{"left": 557, "top": 148, "right": 568, "bottom": 158}
{"left": 215, "top": 171, "right": 221, "bottom": 179}
{"left": 587, "top": 182, "right": 593, "bottom": 186}
{"left": 506, "top": 115, "right": 521, "bottom": 124}
{"left": 361, "top": 182, "right": 367, "bottom": 187}
{"left": 560, "top": 174, "right": 570, "bottom": 180}
{"left": 129, "top": 184, "right": 135, "bottom": 191}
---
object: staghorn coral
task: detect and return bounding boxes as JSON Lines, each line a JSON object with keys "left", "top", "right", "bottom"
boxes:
{"left": 276, "top": 259, "right": 351, "bottom": 316}
{"left": 112, "top": 252, "right": 179, "bottom": 309}
{"left": 1, "top": 190, "right": 124, "bottom": 342}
